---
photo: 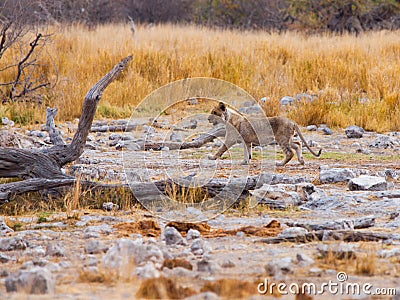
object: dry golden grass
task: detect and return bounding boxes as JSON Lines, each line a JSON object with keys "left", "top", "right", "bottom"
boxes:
{"left": 1, "top": 24, "right": 400, "bottom": 131}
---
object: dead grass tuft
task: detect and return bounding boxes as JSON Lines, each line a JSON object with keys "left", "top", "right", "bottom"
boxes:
{"left": 1, "top": 25, "right": 400, "bottom": 132}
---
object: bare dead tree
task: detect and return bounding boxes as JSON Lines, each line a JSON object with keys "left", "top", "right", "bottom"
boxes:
{"left": 0, "top": 55, "right": 132, "bottom": 202}
{"left": 0, "top": 1, "right": 53, "bottom": 103}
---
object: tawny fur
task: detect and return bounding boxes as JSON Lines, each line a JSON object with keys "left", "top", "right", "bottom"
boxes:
{"left": 207, "top": 102, "right": 322, "bottom": 166}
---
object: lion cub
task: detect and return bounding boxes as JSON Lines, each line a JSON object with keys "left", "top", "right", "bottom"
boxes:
{"left": 207, "top": 102, "right": 321, "bottom": 166}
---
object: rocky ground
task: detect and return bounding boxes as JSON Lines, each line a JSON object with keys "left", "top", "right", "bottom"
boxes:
{"left": 1, "top": 105, "right": 400, "bottom": 299}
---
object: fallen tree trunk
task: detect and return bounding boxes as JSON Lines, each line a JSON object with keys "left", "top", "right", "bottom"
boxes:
{"left": 143, "top": 126, "right": 226, "bottom": 151}
{"left": 0, "top": 169, "right": 284, "bottom": 206}
{"left": 258, "top": 230, "right": 396, "bottom": 244}
{"left": 0, "top": 56, "right": 132, "bottom": 201}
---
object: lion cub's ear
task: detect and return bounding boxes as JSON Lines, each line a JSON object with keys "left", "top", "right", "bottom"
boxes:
{"left": 218, "top": 102, "right": 226, "bottom": 111}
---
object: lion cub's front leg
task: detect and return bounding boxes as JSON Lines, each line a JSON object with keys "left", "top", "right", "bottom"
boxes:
{"left": 208, "top": 138, "right": 236, "bottom": 160}
{"left": 208, "top": 126, "right": 238, "bottom": 161}
{"left": 241, "top": 142, "right": 251, "bottom": 165}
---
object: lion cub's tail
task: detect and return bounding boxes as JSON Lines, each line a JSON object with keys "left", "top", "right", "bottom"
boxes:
{"left": 294, "top": 124, "right": 322, "bottom": 157}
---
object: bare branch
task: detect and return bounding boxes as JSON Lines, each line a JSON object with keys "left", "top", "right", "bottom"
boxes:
{"left": 10, "top": 33, "right": 42, "bottom": 99}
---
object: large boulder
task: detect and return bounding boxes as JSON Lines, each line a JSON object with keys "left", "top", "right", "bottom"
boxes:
{"left": 345, "top": 125, "right": 364, "bottom": 138}
{"left": 5, "top": 267, "right": 55, "bottom": 294}
{"left": 319, "top": 167, "right": 355, "bottom": 183}
{"left": 348, "top": 175, "right": 387, "bottom": 191}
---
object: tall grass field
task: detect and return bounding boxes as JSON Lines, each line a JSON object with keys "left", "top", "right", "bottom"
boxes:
{"left": 1, "top": 23, "right": 400, "bottom": 132}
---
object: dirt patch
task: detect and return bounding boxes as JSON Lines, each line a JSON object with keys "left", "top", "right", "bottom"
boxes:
{"left": 166, "top": 221, "right": 211, "bottom": 235}
{"left": 113, "top": 219, "right": 161, "bottom": 237}
{"left": 136, "top": 277, "right": 196, "bottom": 299}
{"left": 167, "top": 219, "right": 281, "bottom": 238}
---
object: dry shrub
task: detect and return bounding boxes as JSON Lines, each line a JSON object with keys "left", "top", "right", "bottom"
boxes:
{"left": 200, "top": 278, "right": 258, "bottom": 298}
{"left": 136, "top": 277, "right": 195, "bottom": 299}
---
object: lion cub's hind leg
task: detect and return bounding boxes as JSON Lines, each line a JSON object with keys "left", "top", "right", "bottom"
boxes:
{"left": 276, "top": 137, "right": 294, "bottom": 166}
{"left": 291, "top": 141, "right": 305, "bottom": 165}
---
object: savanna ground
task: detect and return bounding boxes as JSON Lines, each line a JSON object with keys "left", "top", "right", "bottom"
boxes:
{"left": 1, "top": 24, "right": 400, "bottom": 299}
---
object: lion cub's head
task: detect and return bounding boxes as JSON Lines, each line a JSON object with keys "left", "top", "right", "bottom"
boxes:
{"left": 208, "top": 102, "right": 227, "bottom": 125}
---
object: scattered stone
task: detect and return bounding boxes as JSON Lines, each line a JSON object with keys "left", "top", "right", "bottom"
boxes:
{"left": 317, "top": 243, "right": 356, "bottom": 259}
{"left": 251, "top": 184, "right": 302, "bottom": 206}
{"left": 29, "top": 130, "right": 47, "bottom": 138}
{"left": 296, "top": 253, "right": 315, "bottom": 267}
{"left": 309, "top": 267, "right": 323, "bottom": 276}
{"left": 197, "top": 258, "right": 220, "bottom": 273}
{"left": 186, "top": 229, "right": 201, "bottom": 240}
{"left": 236, "top": 231, "right": 245, "bottom": 237}
{"left": 279, "top": 96, "right": 295, "bottom": 106}
{"left": 102, "top": 239, "right": 163, "bottom": 270}
{"left": 2, "top": 117, "right": 11, "bottom": 125}
{"left": 238, "top": 105, "right": 263, "bottom": 115}
{"left": 183, "top": 120, "right": 197, "bottom": 129}
{"left": 0, "top": 237, "right": 27, "bottom": 251}
{"left": 221, "top": 259, "right": 235, "bottom": 268}
{"left": 348, "top": 175, "right": 387, "bottom": 191}
{"left": 278, "top": 227, "right": 308, "bottom": 238}
{"left": 45, "top": 243, "right": 65, "bottom": 257}
{"left": 355, "top": 147, "right": 370, "bottom": 154}
{"left": 135, "top": 262, "right": 160, "bottom": 279}
{"left": 143, "top": 125, "right": 156, "bottom": 134}
{"left": 83, "top": 224, "right": 112, "bottom": 236}
{"left": 163, "top": 227, "right": 187, "bottom": 246}
{"left": 5, "top": 267, "right": 55, "bottom": 294}
{"left": 191, "top": 239, "right": 211, "bottom": 256}
{"left": 170, "top": 132, "right": 183, "bottom": 142}
{"left": 306, "top": 125, "right": 317, "bottom": 131}
{"left": 322, "top": 127, "right": 333, "bottom": 135}
{"left": 319, "top": 166, "right": 355, "bottom": 183}
{"left": 85, "top": 240, "right": 108, "bottom": 254}
{"left": 264, "top": 257, "right": 293, "bottom": 276}
{"left": 378, "top": 248, "right": 400, "bottom": 258}
{"left": 24, "top": 246, "right": 46, "bottom": 257}
{"left": 0, "top": 253, "right": 11, "bottom": 263}
{"left": 295, "top": 93, "right": 317, "bottom": 102}
{"left": 345, "top": 125, "right": 364, "bottom": 138}
{"left": 187, "top": 98, "right": 199, "bottom": 105}
{"left": 0, "top": 220, "right": 13, "bottom": 235}
{"left": 102, "top": 202, "right": 119, "bottom": 211}
{"left": 369, "top": 135, "right": 398, "bottom": 149}
{"left": 184, "top": 292, "right": 219, "bottom": 300}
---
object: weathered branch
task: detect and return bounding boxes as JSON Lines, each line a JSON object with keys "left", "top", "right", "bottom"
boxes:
{"left": 286, "top": 216, "right": 375, "bottom": 231}
{"left": 43, "top": 55, "right": 132, "bottom": 166}
{"left": 46, "top": 107, "right": 64, "bottom": 146}
{"left": 144, "top": 126, "right": 225, "bottom": 151}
